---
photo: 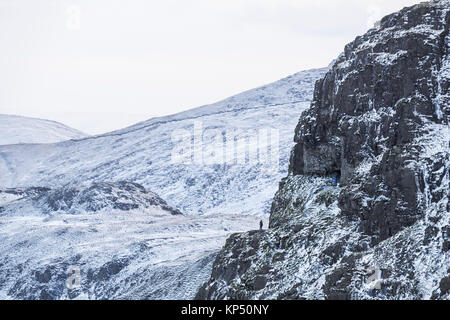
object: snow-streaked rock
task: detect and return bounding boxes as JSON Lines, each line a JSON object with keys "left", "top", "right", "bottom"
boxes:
{"left": 197, "top": 0, "right": 449, "bottom": 300}
{"left": 0, "top": 181, "right": 182, "bottom": 217}
{"left": 0, "top": 114, "right": 87, "bottom": 145}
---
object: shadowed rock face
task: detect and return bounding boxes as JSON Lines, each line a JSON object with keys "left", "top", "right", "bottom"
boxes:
{"left": 197, "top": 0, "right": 449, "bottom": 300}
{"left": 290, "top": 0, "right": 449, "bottom": 242}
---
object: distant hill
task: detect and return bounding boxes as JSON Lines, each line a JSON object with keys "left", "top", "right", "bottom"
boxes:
{"left": 0, "top": 114, "right": 88, "bottom": 145}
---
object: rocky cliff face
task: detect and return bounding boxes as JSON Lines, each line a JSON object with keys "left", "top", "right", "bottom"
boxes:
{"left": 197, "top": 0, "right": 449, "bottom": 300}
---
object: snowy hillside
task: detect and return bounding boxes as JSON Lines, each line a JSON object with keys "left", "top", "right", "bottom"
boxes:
{"left": 0, "top": 68, "right": 326, "bottom": 216}
{"left": 0, "top": 183, "right": 263, "bottom": 299}
{"left": 0, "top": 114, "right": 88, "bottom": 145}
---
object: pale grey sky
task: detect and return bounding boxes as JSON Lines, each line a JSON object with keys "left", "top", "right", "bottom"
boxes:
{"left": 0, "top": 0, "right": 422, "bottom": 134}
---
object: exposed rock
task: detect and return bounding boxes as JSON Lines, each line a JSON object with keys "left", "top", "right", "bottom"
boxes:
{"left": 197, "top": 0, "right": 449, "bottom": 300}
{"left": 0, "top": 187, "right": 51, "bottom": 205}
{"left": 253, "top": 276, "right": 268, "bottom": 291}
{"left": 440, "top": 275, "right": 450, "bottom": 295}
{"left": 0, "top": 181, "right": 182, "bottom": 216}
{"left": 291, "top": 0, "right": 449, "bottom": 243}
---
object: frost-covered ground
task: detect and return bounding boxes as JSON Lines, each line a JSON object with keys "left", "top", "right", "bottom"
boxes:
{"left": 0, "top": 114, "right": 88, "bottom": 145}
{"left": 0, "top": 68, "right": 326, "bottom": 217}
{"left": 0, "top": 206, "right": 265, "bottom": 300}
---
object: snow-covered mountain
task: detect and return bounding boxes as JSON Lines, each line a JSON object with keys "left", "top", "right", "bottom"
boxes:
{"left": 197, "top": 0, "right": 449, "bottom": 300}
{"left": 0, "top": 68, "right": 325, "bottom": 300}
{"left": 0, "top": 68, "right": 326, "bottom": 217}
{"left": 0, "top": 183, "right": 262, "bottom": 299}
{"left": 0, "top": 114, "right": 88, "bottom": 145}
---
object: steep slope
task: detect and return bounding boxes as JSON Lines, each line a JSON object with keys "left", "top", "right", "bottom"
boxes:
{"left": 197, "top": 0, "right": 449, "bottom": 300}
{"left": 0, "top": 114, "right": 88, "bottom": 145}
{"left": 0, "top": 182, "right": 263, "bottom": 299}
{"left": 0, "top": 68, "right": 326, "bottom": 216}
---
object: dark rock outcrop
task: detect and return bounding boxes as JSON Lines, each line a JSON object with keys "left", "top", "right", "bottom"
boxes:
{"left": 197, "top": 0, "right": 449, "bottom": 300}
{"left": 0, "top": 186, "right": 51, "bottom": 202}
{"left": 290, "top": 0, "right": 449, "bottom": 243}
{"left": 0, "top": 181, "right": 182, "bottom": 216}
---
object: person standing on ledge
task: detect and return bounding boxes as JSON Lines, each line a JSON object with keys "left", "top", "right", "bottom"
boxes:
{"left": 332, "top": 170, "right": 341, "bottom": 187}
{"left": 260, "top": 220, "right": 263, "bottom": 230}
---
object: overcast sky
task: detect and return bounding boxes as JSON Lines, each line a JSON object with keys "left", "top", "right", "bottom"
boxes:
{"left": 0, "top": 0, "right": 422, "bottom": 134}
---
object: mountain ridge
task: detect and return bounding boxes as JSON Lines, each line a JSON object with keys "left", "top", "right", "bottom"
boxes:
{"left": 0, "top": 114, "right": 88, "bottom": 145}
{"left": 0, "top": 68, "right": 327, "bottom": 217}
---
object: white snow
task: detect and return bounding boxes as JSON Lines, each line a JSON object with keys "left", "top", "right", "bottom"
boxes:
{"left": 0, "top": 207, "right": 267, "bottom": 299}
{"left": 0, "top": 114, "right": 88, "bottom": 145}
{"left": 0, "top": 68, "right": 327, "bottom": 217}
{"left": 372, "top": 50, "right": 408, "bottom": 65}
